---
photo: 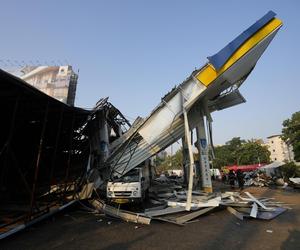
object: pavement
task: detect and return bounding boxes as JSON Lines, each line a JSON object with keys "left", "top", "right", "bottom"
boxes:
{"left": 1, "top": 184, "right": 300, "bottom": 250}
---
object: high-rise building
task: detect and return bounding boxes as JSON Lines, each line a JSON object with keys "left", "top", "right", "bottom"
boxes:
{"left": 18, "top": 65, "right": 78, "bottom": 106}
{"left": 265, "top": 134, "right": 294, "bottom": 162}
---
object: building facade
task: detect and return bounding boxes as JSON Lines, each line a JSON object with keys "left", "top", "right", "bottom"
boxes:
{"left": 265, "top": 135, "right": 294, "bottom": 162}
{"left": 19, "top": 65, "right": 78, "bottom": 106}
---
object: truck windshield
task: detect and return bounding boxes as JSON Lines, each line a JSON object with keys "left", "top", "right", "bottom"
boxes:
{"left": 114, "top": 169, "right": 139, "bottom": 183}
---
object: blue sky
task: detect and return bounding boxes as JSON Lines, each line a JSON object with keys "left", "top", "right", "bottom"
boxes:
{"left": 1, "top": 0, "right": 299, "bottom": 144}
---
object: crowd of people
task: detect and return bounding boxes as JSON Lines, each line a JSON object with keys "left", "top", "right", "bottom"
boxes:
{"left": 221, "top": 169, "right": 245, "bottom": 190}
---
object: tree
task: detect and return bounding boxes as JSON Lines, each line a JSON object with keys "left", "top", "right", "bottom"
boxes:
{"left": 279, "top": 162, "right": 300, "bottom": 179}
{"left": 226, "top": 137, "right": 246, "bottom": 149}
{"left": 212, "top": 137, "right": 270, "bottom": 169}
{"left": 225, "top": 137, "right": 246, "bottom": 164}
{"left": 235, "top": 140, "right": 270, "bottom": 165}
{"left": 212, "top": 137, "right": 245, "bottom": 168}
{"left": 212, "top": 145, "right": 233, "bottom": 169}
{"left": 156, "top": 149, "right": 183, "bottom": 173}
{"left": 282, "top": 111, "right": 300, "bottom": 162}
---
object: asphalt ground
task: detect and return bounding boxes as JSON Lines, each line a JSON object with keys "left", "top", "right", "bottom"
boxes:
{"left": 1, "top": 184, "right": 300, "bottom": 250}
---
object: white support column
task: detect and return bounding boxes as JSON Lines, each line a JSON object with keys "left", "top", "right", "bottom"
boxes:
{"left": 196, "top": 117, "right": 213, "bottom": 193}
{"left": 182, "top": 97, "right": 194, "bottom": 211}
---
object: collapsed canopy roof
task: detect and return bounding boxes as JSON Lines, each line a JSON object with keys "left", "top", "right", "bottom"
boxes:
{"left": 0, "top": 68, "right": 90, "bottom": 203}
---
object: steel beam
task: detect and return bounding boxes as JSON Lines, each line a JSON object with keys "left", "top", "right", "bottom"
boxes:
{"left": 29, "top": 100, "right": 50, "bottom": 218}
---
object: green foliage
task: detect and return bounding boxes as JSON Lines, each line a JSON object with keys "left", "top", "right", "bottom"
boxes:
{"left": 282, "top": 111, "right": 300, "bottom": 162}
{"left": 156, "top": 149, "right": 183, "bottom": 173}
{"left": 236, "top": 140, "right": 270, "bottom": 165}
{"left": 225, "top": 137, "right": 246, "bottom": 149}
{"left": 153, "top": 156, "right": 164, "bottom": 168}
{"left": 156, "top": 137, "right": 271, "bottom": 172}
{"left": 212, "top": 137, "right": 270, "bottom": 169}
{"left": 279, "top": 162, "right": 300, "bottom": 179}
{"left": 213, "top": 144, "right": 233, "bottom": 168}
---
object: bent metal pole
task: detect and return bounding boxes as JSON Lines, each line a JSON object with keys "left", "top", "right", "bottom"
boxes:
{"left": 182, "top": 93, "right": 194, "bottom": 211}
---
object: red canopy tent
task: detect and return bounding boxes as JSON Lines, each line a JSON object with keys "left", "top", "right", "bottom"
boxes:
{"left": 224, "top": 164, "right": 266, "bottom": 172}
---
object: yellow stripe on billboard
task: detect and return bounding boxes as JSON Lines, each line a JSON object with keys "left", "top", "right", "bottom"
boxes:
{"left": 196, "top": 18, "right": 282, "bottom": 86}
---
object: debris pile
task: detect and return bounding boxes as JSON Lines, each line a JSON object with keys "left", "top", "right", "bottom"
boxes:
{"left": 242, "top": 162, "right": 300, "bottom": 189}
{"left": 221, "top": 191, "right": 289, "bottom": 221}
{"left": 244, "top": 172, "right": 300, "bottom": 188}
{"left": 289, "top": 178, "right": 300, "bottom": 189}
{"left": 244, "top": 172, "right": 278, "bottom": 187}
{"left": 89, "top": 184, "right": 290, "bottom": 226}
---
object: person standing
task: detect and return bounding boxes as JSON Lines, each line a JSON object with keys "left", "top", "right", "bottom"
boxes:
{"left": 228, "top": 170, "right": 236, "bottom": 189}
{"left": 236, "top": 169, "right": 245, "bottom": 190}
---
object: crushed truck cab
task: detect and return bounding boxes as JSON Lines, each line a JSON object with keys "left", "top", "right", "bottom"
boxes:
{"left": 107, "top": 166, "right": 150, "bottom": 204}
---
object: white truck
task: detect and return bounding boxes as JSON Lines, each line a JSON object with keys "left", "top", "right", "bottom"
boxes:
{"left": 106, "top": 165, "right": 151, "bottom": 204}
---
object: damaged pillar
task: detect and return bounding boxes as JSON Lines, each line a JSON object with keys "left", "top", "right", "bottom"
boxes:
{"left": 86, "top": 109, "right": 110, "bottom": 188}
{"left": 98, "top": 110, "right": 110, "bottom": 164}
{"left": 196, "top": 116, "right": 212, "bottom": 193}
